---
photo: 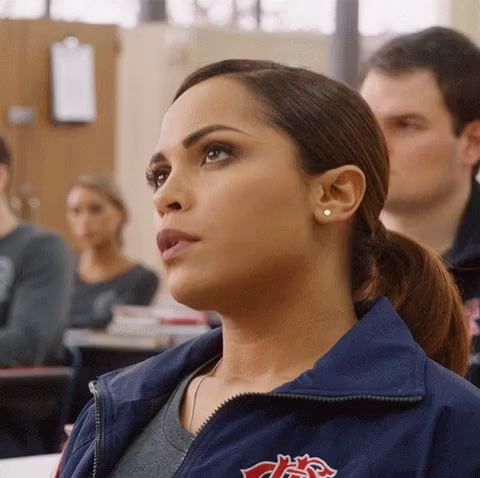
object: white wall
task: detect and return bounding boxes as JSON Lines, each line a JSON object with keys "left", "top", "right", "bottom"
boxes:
{"left": 194, "top": 26, "right": 330, "bottom": 71}
{"left": 115, "top": 24, "right": 330, "bottom": 296}
{"left": 450, "top": 0, "right": 480, "bottom": 44}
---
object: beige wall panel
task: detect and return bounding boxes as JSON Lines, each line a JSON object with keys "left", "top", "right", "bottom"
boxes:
{"left": 195, "top": 26, "right": 329, "bottom": 72}
{"left": 450, "top": 0, "right": 480, "bottom": 44}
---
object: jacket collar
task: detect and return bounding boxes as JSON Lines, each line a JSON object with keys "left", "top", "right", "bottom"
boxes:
{"left": 100, "top": 297, "right": 425, "bottom": 406}
{"left": 275, "top": 297, "right": 425, "bottom": 397}
{"left": 445, "top": 178, "right": 480, "bottom": 268}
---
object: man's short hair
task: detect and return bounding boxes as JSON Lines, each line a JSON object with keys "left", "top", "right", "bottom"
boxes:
{"left": 0, "top": 137, "right": 11, "bottom": 168}
{"left": 362, "top": 27, "right": 480, "bottom": 175}
{"left": 362, "top": 27, "right": 480, "bottom": 135}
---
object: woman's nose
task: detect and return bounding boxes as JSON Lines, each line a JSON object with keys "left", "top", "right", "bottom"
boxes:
{"left": 153, "top": 171, "right": 191, "bottom": 218}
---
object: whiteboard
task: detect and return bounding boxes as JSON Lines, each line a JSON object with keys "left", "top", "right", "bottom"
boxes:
{"left": 50, "top": 40, "right": 97, "bottom": 123}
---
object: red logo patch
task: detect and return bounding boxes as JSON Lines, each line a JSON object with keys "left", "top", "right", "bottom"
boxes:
{"left": 241, "top": 453, "right": 338, "bottom": 478}
{"left": 465, "top": 298, "right": 480, "bottom": 337}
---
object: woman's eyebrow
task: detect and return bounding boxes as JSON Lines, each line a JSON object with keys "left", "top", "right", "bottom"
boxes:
{"left": 149, "top": 124, "right": 251, "bottom": 167}
{"left": 182, "top": 124, "right": 251, "bottom": 148}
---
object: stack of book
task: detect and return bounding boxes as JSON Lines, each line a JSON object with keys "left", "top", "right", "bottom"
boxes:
{"left": 105, "top": 303, "right": 210, "bottom": 349}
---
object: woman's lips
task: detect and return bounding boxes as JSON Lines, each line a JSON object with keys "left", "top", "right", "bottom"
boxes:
{"left": 161, "top": 240, "right": 196, "bottom": 262}
{"left": 156, "top": 229, "right": 201, "bottom": 263}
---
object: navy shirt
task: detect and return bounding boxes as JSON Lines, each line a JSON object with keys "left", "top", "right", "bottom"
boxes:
{"left": 70, "top": 264, "right": 159, "bottom": 329}
{"left": 445, "top": 179, "right": 480, "bottom": 386}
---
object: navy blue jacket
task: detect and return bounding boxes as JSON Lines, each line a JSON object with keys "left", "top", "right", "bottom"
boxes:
{"left": 446, "top": 179, "right": 480, "bottom": 386}
{"left": 58, "top": 298, "right": 480, "bottom": 477}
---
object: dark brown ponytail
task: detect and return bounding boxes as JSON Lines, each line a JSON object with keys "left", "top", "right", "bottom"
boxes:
{"left": 174, "top": 59, "right": 469, "bottom": 375}
{"left": 353, "top": 225, "right": 469, "bottom": 375}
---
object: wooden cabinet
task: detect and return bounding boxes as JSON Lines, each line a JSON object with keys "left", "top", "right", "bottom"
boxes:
{"left": 0, "top": 19, "right": 118, "bottom": 245}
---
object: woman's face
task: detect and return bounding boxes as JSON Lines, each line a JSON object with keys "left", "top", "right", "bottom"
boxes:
{"left": 150, "top": 78, "right": 319, "bottom": 310}
{"left": 66, "top": 186, "right": 124, "bottom": 248}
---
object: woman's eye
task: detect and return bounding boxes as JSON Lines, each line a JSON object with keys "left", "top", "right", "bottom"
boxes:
{"left": 89, "top": 205, "right": 103, "bottom": 214}
{"left": 155, "top": 171, "right": 170, "bottom": 187}
{"left": 204, "top": 146, "right": 232, "bottom": 164}
{"left": 146, "top": 169, "right": 170, "bottom": 190}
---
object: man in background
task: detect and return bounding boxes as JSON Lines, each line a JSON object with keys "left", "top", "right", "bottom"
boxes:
{"left": 360, "top": 27, "right": 480, "bottom": 385}
{"left": 0, "top": 136, "right": 74, "bottom": 457}
{"left": 0, "top": 137, "right": 73, "bottom": 366}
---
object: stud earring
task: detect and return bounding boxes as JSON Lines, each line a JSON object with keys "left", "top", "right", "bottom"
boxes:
{"left": 323, "top": 209, "right": 332, "bottom": 217}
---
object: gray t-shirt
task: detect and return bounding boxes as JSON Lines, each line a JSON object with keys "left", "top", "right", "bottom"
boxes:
{"left": 0, "top": 224, "right": 73, "bottom": 366}
{"left": 70, "top": 265, "right": 159, "bottom": 329}
{"left": 108, "top": 367, "right": 198, "bottom": 477}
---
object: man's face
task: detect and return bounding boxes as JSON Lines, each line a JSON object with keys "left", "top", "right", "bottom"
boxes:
{"left": 360, "top": 68, "right": 466, "bottom": 214}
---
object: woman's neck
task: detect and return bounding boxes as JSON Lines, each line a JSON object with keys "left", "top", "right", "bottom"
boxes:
{"left": 81, "top": 240, "right": 122, "bottom": 263}
{"left": 78, "top": 241, "right": 132, "bottom": 282}
{"left": 216, "top": 271, "right": 357, "bottom": 389}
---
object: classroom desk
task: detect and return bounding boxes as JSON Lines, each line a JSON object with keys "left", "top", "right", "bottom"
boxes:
{"left": 63, "top": 326, "right": 211, "bottom": 420}
{"left": 0, "top": 453, "right": 61, "bottom": 478}
{"left": 64, "top": 330, "right": 165, "bottom": 421}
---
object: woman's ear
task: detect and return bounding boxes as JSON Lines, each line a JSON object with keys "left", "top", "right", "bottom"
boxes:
{"left": 309, "top": 165, "right": 366, "bottom": 224}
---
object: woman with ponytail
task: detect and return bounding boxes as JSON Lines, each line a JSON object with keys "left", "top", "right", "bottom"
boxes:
{"left": 58, "top": 60, "right": 480, "bottom": 478}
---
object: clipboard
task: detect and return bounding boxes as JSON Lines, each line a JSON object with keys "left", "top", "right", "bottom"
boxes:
{"left": 50, "top": 36, "right": 97, "bottom": 123}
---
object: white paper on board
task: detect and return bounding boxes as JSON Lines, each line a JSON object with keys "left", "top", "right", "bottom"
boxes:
{"left": 50, "top": 41, "right": 96, "bottom": 123}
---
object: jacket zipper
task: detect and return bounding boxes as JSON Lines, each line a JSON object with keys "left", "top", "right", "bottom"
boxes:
{"left": 89, "top": 380, "right": 104, "bottom": 478}
{"left": 173, "top": 391, "right": 423, "bottom": 477}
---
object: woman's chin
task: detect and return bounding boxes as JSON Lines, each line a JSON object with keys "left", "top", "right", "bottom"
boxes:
{"left": 167, "top": 271, "right": 223, "bottom": 312}
{"left": 78, "top": 235, "right": 106, "bottom": 249}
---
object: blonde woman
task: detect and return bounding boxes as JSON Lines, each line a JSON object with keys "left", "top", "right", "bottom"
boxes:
{"left": 66, "top": 176, "right": 159, "bottom": 329}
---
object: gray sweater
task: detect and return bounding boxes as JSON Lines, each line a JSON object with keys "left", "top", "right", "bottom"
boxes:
{"left": 0, "top": 224, "right": 73, "bottom": 366}
{"left": 70, "top": 264, "right": 159, "bottom": 329}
